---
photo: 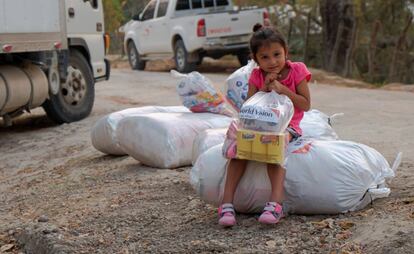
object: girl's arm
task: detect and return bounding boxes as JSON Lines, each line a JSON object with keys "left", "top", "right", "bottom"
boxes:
{"left": 246, "top": 83, "right": 259, "bottom": 100}
{"left": 268, "top": 79, "right": 311, "bottom": 111}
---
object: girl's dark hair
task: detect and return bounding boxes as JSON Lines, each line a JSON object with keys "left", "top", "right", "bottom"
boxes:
{"left": 250, "top": 23, "right": 287, "bottom": 61}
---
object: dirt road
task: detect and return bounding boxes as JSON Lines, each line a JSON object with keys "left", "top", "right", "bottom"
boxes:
{"left": 0, "top": 63, "right": 413, "bottom": 253}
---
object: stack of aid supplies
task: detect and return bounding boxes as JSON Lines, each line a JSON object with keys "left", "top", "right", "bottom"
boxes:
{"left": 222, "top": 91, "right": 294, "bottom": 165}
{"left": 190, "top": 61, "right": 402, "bottom": 215}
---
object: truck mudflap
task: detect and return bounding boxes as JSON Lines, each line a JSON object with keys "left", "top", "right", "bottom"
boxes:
{"left": 95, "top": 58, "right": 111, "bottom": 82}
{"left": 104, "top": 58, "right": 110, "bottom": 80}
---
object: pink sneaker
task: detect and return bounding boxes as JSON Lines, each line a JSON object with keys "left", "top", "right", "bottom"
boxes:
{"left": 218, "top": 203, "right": 236, "bottom": 227}
{"left": 258, "top": 202, "right": 284, "bottom": 224}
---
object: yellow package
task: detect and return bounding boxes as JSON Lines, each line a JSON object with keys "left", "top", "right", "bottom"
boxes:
{"left": 236, "top": 129, "right": 285, "bottom": 164}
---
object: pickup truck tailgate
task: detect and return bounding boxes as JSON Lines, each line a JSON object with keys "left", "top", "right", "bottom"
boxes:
{"left": 204, "top": 9, "right": 264, "bottom": 38}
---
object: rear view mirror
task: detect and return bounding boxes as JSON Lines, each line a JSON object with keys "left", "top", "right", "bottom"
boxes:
{"left": 83, "top": 0, "right": 98, "bottom": 8}
{"left": 132, "top": 13, "right": 142, "bottom": 21}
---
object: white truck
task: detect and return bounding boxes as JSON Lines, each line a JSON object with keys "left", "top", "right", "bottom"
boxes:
{"left": 123, "top": 0, "right": 267, "bottom": 73}
{"left": 0, "top": 0, "right": 110, "bottom": 125}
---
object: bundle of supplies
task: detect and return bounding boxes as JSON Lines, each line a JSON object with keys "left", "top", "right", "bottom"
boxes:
{"left": 238, "top": 91, "right": 294, "bottom": 132}
{"left": 191, "top": 110, "right": 342, "bottom": 163}
{"left": 191, "top": 128, "right": 227, "bottom": 165}
{"left": 225, "top": 62, "right": 343, "bottom": 140}
{"left": 171, "top": 70, "right": 234, "bottom": 117}
{"left": 190, "top": 139, "right": 401, "bottom": 214}
{"left": 225, "top": 60, "right": 257, "bottom": 111}
{"left": 91, "top": 106, "right": 189, "bottom": 155}
{"left": 116, "top": 112, "right": 231, "bottom": 168}
{"left": 223, "top": 91, "right": 294, "bottom": 164}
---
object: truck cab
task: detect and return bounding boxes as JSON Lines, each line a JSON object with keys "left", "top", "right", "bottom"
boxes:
{"left": 0, "top": 0, "right": 110, "bottom": 125}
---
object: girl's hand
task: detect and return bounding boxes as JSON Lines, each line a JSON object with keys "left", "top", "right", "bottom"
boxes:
{"left": 264, "top": 73, "right": 278, "bottom": 86}
{"left": 267, "top": 80, "right": 285, "bottom": 94}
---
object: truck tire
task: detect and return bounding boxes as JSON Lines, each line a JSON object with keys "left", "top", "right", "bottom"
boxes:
{"left": 237, "top": 52, "right": 250, "bottom": 66}
{"left": 174, "top": 40, "right": 196, "bottom": 73}
{"left": 127, "top": 41, "right": 146, "bottom": 70}
{"left": 42, "top": 50, "right": 94, "bottom": 124}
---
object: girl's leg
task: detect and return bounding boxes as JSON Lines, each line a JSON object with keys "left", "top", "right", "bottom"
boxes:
{"left": 267, "top": 131, "right": 291, "bottom": 203}
{"left": 258, "top": 163, "right": 285, "bottom": 224}
{"left": 222, "top": 159, "right": 248, "bottom": 203}
{"left": 267, "top": 163, "right": 286, "bottom": 203}
{"left": 218, "top": 159, "right": 247, "bottom": 227}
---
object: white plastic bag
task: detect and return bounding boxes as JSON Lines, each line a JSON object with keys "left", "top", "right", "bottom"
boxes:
{"left": 191, "top": 139, "right": 400, "bottom": 214}
{"left": 300, "top": 110, "right": 343, "bottom": 140}
{"left": 239, "top": 91, "right": 294, "bottom": 132}
{"left": 283, "top": 139, "right": 398, "bottom": 214}
{"left": 91, "top": 106, "right": 189, "bottom": 155}
{"left": 190, "top": 144, "right": 272, "bottom": 212}
{"left": 171, "top": 70, "right": 234, "bottom": 117}
{"left": 117, "top": 112, "right": 232, "bottom": 168}
{"left": 225, "top": 60, "right": 257, "bottom": 111}
{"left": 192, "top": 128, "right": 227, "bottom": 165}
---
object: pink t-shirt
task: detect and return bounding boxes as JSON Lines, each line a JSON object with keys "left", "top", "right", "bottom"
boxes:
{"left": 248, "top": 60, "right": 311, "bottom": 135}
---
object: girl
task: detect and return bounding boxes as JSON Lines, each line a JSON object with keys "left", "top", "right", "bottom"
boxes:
{"left": 219, "top": 24, "right": 312, "bottom": 227}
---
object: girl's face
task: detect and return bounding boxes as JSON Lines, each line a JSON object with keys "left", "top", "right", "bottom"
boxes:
{"left": 255, "top": 42, "right": 287, "bottom": 74}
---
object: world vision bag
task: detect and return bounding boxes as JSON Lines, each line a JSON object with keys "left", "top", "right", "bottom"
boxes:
{"left": 235, "top": 91, "right": 294, "bottom": 164}
{"left": 239, "top": 91, "right": 294, "bottom": 133}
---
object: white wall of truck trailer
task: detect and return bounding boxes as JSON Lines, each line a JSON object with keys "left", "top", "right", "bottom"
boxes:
{"left": 0, "top": 0, "right": 110, "bottom": 125}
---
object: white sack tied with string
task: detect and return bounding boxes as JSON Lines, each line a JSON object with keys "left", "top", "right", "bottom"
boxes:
{"left": 192, "top": 128, "right": 227, "bottom": 165}
{"left": 116, "top": 112, "right": 231, "bottom": 168}
{"left": 191, "top": 139, "right": 400, "bottom": 214}
{"left": 91, "top": 106, "right": 190, "bottom": 155}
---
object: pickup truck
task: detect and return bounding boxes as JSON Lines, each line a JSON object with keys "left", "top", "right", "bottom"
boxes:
{"left": 123, "top": 0, "right": 267, "bottom": 73}
{"left": 0, "top": 0, "right": 110, "bottom": 125}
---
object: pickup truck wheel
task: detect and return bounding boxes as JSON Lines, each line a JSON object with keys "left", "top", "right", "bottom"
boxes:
{"left": 237, "top": 52, "right": 250, "bottom": 66}
{"left": 42, "top": 50, "right": 94, "bottom": 124}
{"left": 196, "top": 57, "right": 204, "bottom": 66}
{"left": 128, "top": 42, "right": 146, "bottom": 70}
{"left": 174, "top": 40, "right": 195, "bottom": 73}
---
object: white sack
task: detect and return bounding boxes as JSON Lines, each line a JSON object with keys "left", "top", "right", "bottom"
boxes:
{"left": 117, "top": 112, "right": 232, "bottom": 168}
{"left": 192, "top": 128, "right": 227, "bottom": 165}
{"left": 191, "top": 139, "right": 399, "bottom": 214}
{"left": 190, "top": 144, "right": 272, "bottom": 212}
{"left": 91, "top": 106, "right": 189, "bottom": 155}
{"left": 283, "top": 139, "right": 396, "bottom": 214}
{"left": 300, "top": 109, "right": 343, "bottom": 140}
{"left": 225, "top": 60, "right": 257, "bottom": 111}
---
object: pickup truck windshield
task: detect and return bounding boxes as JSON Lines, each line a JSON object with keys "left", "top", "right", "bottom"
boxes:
{"left": 176, "top": 0, "right": 229, "bottom": 10}
{"left": 216, "top": 0, "right": 229, "bottom": 6}
{"left": 192, "top": 0, "right": 202, "bottom": 9}
{"left": 142, "top": 0, "right": 156, "bottom": 20}
{"left": 176, "top": 0, "right": 190, "bottom": 10}
{"left": 204, "top": 0, "right": 213, "bottom": 7}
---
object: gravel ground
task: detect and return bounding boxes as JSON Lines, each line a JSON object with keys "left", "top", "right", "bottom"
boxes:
{"left": 0, "top": 58, "right": 413, "bottom": 253}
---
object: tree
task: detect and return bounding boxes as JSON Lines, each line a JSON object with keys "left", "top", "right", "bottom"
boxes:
{"left": 319, "top": 0, "right": 355, "bottom": 73}
{"left": 103, "top": 0, "right": 125, "bottom": 33}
